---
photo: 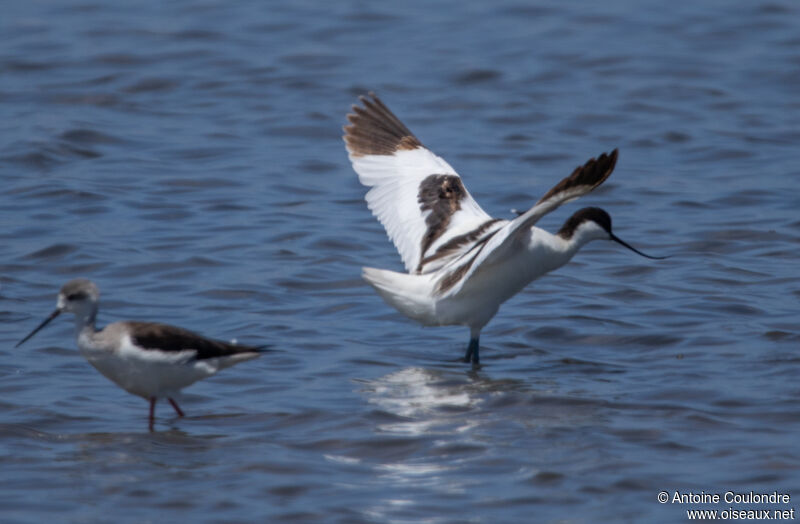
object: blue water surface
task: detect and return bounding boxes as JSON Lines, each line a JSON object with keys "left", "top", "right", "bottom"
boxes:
{"left": 1, "top": 1, "right": 799, "bottom": 522}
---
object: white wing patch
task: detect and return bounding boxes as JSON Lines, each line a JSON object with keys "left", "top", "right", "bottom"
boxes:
{"left": 350, "top": 148, "right": 492, "bottom": 273}
{"left": 345, "top": 94, "right": 493, "bottom": 274}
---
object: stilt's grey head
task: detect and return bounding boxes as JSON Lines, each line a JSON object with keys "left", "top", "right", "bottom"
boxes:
{"left": 56, "top": 278, "right": 100, "bottom": 313}
{"left": 558, "top": 207, "right": 666, "bottom": 259}
{"left": 16, "top": 279, "right": 100, "bottom": 347}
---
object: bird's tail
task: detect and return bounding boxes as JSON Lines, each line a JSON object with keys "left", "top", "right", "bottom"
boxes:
{"left": 362, "top": 267, "right": 438, "bottom": 326}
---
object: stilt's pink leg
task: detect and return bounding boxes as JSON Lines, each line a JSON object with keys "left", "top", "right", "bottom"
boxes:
{"left": 168, "top": 397, "right": 185, "bottom": 417}
{"left": 149, "top": 397, "right": 156, "bottom": 431}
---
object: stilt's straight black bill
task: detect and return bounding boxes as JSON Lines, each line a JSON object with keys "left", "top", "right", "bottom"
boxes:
{"left": 610, "top": 233, "right": 669, "bottom": 260}
{"left": 16, "top": 309, "right": 61, "bottom": 347}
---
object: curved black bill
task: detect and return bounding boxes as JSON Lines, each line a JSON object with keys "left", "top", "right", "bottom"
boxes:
{"left": 16, "top": 309, "right": 61, "bottom": 348}
{"left": 610, "top": 233, "right": 669, "bottom": 260}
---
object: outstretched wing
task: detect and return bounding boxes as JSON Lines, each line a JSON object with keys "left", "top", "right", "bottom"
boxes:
{"left": 436, "top": 149, "right": 618, "bottom": 297}
{"left": 344, "top": 93, "right": 496, "bottom": 275}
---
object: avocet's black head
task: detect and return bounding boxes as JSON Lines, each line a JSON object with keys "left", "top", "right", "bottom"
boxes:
{"left": 558, "top": 207, "right": 667, "bottom": 260}
{"left": 16, "top": 279, "right": 100, "bottom": 348}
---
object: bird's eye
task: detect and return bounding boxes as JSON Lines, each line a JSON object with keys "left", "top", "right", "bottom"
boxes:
{"left": 66, "top": 292, "right": 86, "bottom": 301}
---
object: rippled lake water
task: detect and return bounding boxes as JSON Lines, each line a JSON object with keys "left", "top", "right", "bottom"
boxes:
{"left": 2, "top": 1, "right": 799, "bottom": 522}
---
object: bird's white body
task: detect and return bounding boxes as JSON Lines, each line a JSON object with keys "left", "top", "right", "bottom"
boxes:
{"left": 75, "top": 323, "right": 257, "bottom": 400}
{"left": 362, "top": 223, "right": 592, "bottom": 334}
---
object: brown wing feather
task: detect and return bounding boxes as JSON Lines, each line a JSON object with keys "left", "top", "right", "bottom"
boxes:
{"left": 128, "top": 322, "right": 261, "bottom": 360}
{"left": 536, "top": 149, "right": 618, "bottom": 205}
{"left": 344, "top": 92, "right": 422, "bottom": 157}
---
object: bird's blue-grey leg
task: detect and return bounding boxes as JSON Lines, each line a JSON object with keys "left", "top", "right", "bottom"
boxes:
{"left": 464, "top": 336, "right": 480, "bottom": 365}
{"left": 149, "top": 397, "right": 156, "bottom": 431}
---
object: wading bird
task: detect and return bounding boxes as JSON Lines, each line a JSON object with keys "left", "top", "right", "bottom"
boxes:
{"left": 17, "top": 279, "right": 264, "bottom": 430}
{"left": 344, "top": 93, "right": 665, "bottom": 365}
